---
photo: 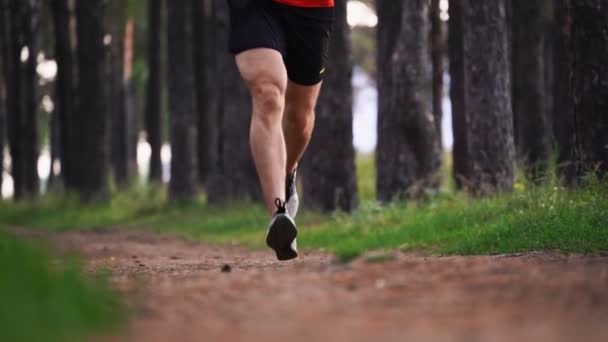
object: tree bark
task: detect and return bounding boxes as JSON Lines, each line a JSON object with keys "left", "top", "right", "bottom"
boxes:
{"left": 511, "top": 0, "right": 552, "bottom": 179}
{"left": 543, "top": 1, "right": 555, "bottom": 141}
{"left": 0, "top": 0, "right": 6, "bottom": 196}
{"left": 0, "top": 42, "right": 4, "bottom": 199}
{"left": 5, "top": 0, "right": 22, "bottom": 199}
{"left": 376, "top": 0, "right": 441, "bottom": 202}
{"left": 167, "top": 0, "right": 197, "bottom": 201}
{"left": 206, "top": 0, "right": 259, "bottom": 204}
{"left": 459, "top": 0, "right": 515, "bottom": 194}
{"left": 124, "top": 19, "right": 138, "bottom": 182}
{"left": 106, "top": 2, "right": 137, "bottom": 188}
{"left": 107, "top": 1, "right": 128, "bottom": 187}
{"left": 2, "top": 0, "right": 18, "bottom": 198}
{"left": 75, "top": 0, "right": 109, "bottom": 201}
{"left": 300, "top": 0, "right": 358, "bottom": 212}
{"left": 145, "top": 0, "right": 163, "bottom": 183}
{"left": 430, "top": 0, "right": 445, "bottom": 145}
{"left": 50, "top": 0, "right": 77, "bottom": 190}
{"left": 4, "top": 0, "right": 40, "bottom": 200}
{"left": 20, "top": 0, "right": 39, "bottom": 198}
{"left": 448, "top": 0, "right": 469, "bottom": 188}
{"left": 192, "top": 0, "right": 218, "bottom": 187}
{"left": 553, "top": 0, "right": 608, "bottom": 183}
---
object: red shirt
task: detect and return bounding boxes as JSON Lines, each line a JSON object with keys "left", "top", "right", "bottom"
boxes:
{"left": 273, "top": 0, "right": 334, "bottom": 7}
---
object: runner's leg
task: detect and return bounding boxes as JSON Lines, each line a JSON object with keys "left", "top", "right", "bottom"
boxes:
{"left": 283, "top": 81, "right": 323, "bottom": 174}
{"left": 235, "top": 48, "right": 288, "bottom": 216}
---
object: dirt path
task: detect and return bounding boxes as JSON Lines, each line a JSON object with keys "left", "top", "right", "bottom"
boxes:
{"left": 51, "top": 229, "right": 608, "bottom": 342}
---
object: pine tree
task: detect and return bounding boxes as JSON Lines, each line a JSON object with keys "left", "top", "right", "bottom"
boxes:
{"left": 50, "top": 0, "right": 77, "bottom": 189}
{"left": 512, "top": 0, "right": 552, "bottom": 179}
{"left": 145, "top": 0, "right": 163, "bottom": 183}
{"left": 553, "top": 0, "right": 608, "bottom": 183}
{"left": 75, "top": 0, "right": 109, "bottom": 200}
{"left": 192, "top": 0, "right": 218, "bottom": 186}
{"left": 376, "top": 0, "right": 441, "bottom": 201}
{"left": 457, "top": 0, "right": 515, "bottom": 194}
{"left": 167, "top": 0, "right": 197, "bottom": 201}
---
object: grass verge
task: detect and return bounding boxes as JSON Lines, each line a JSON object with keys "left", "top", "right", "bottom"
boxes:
{"left": 0, "top": 228, "right": 125, "bottom": 341}
{"left": 1, "top": 174, "right": 606, "bottom": 262}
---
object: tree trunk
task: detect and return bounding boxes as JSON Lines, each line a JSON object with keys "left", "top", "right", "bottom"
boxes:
{"left": 50, "top": 0, "right": 77, "bottom": 190}
{"left": 553, "top": 0, "right": 608, "bottom": 183}
{"left": 109, "top": 49, "right": 129, "bottom": 187}
{"left": 459, "top": 0, "right": 515, "bottom": 194}
{"left": 377, "top": 0, "right": 415, "bottom": 202}
{"left": 376, "top": 0, "right": 441, "bottom": 202}
{"left": 0, "top": 31, "right": 4, "bottom": 198}
{"left": 145, "top": 0, "right": 163, "bottom": 183}
{"left": 3, "top": 0, "right": 20, "bottom": 199}
{"left": 512, "top": 0, "right": 551, "bottom": 180}
{"left": 192, "top": 0, "right": 218, "bottom": 187}
{"left": 448, "top": 0, "right": 469, "bottom": 188}
{"left": 5, "top": 0, "right": 40, "bottom": 200}
{"left": 543, "top": 1, "right": 555, "bottom": 142}
{"left": 300, "top": 0, "right": 357, "bottom": 212}
{"left": 123, "top": 19, "right": 137, "bottom": 183}
{"left": 107, "top": 2, "right": 128, "bottom": 187}
{"left": 167, "top": 0, "right": 197, "bottom": 201}
{"left": 206, "top": 0, "right": 258, "bottom": 204}
{"left": 21, "top": 0, "right": 40, "bottom": 198}
{"left": 430, "top": 0, "right": 445, "bottom": 145}
{"left": 75, "top": 0, "right": 109, "bottom": 201}
{"left": 0, "top": 0, "right": 6, "bottom": 196}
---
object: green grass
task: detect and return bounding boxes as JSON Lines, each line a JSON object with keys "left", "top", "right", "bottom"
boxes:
{"left": 1, "top": 156, "right": 607, "bottom": 261}
{"left": 357, "top": 153, "right": 376, "bottom": 202}
{"left": 0, "top": 228, "right": 125, "bottom": 342}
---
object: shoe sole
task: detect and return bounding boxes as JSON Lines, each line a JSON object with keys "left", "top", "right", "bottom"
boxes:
{"left": 266, "top": 214, "right": 298, "bottom": 261}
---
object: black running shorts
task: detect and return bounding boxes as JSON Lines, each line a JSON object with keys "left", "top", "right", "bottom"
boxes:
{"left": 227, "top": 0, "right": 334, "bottom": 86}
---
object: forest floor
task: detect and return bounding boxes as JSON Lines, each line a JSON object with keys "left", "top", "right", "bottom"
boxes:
{"left": 45, "top": 228, "right": 608, "bottom": 342}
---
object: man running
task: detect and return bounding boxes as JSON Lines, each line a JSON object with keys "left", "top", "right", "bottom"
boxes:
{"left": 227, "top": 0, "right": 335, "bottom": 261}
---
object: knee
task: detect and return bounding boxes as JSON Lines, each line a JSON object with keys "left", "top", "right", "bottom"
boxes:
{"left": 285, "top": 102, "right": 315, "bottom": 129}
{"left": 250, "top": 79, "right": 285, "bottom": 121}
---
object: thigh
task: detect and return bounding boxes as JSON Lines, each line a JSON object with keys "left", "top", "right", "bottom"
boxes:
{"left": 285, "top": 80, "right": 323, "bottom": 113}
{"left": 235, "top": 48, "right": 288, "bottom": 92}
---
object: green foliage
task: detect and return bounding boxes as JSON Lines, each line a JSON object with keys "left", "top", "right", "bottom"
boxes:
{"left": 351, "top": 27, "right": 377, "bottom": 78}
{"left": 306, "top": 179, "right": 608, "bottom": 261}
{"left": 0, "top": 229, "right": 125, "bottom": 342}
{"left": 356, "top": 153, "right": 376, "bottom": 202}
{"left": 1, "top": 155, "right": 606, "bottom": 262}
{"left": 1, "top": 174, "right": 606, "bottom": 263}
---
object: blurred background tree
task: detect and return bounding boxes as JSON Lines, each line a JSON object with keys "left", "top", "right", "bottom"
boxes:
{"left": 145, "top": 0, "right": 163, "bottom": 183}
{"left": 456, "top": 0, "right": 515, "bottom": 194}
{"left": 376, "top": 0, "right": 441, "bottom": 202}
{"left": 2, "top": 0, "right": 41, "bottom": 200}
{"left": 553, "top": 0, "right": 608, "bottom": 185}
{"left": 75, "top": 0, "right": 108, "bottom": 201}
{"left": 166, "top": 0, "right": 197, "bottom": 202}
{"left": 511, "top": 0, "right": 553, "bottom": 181}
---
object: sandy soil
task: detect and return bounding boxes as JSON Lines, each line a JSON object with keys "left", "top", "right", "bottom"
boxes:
{"left": 49, "top": 229, "right": 608, "bottom": 342}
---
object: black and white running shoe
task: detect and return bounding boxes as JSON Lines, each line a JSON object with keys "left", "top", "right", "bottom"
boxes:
{"left": 285, "top": 169, "right": 299, "bottom": 218}
{"left": 266, "top": 198, "right": 298, "bottom": 261}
